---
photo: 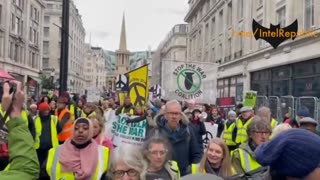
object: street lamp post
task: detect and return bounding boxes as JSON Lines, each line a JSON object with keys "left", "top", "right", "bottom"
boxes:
{"left": 59, "top": 0, "right": 70, "bottom": 96}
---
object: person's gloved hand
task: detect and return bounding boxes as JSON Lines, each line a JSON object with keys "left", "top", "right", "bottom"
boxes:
{"left": 2, "top": 81, "right": 25, "bottom": 119}
{"left": 126, "top": 117, "right": 134, "bottom": 124}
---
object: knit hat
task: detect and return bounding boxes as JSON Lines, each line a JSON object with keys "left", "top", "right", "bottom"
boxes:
{"left": 38, "top": 103, "right": 50, "bottom": 112}
{"left": 254, "top": 129, "right": 320, "bottom": 178}
{"left": 228, "top": 110, "right": 236, "bottom": 117}
{"left": 297, "top": 106, "right": 310, "bottom": 117}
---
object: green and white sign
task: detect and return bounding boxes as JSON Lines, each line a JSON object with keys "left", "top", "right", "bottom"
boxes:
{"left": 111, "top": 114, "right": 147, "bottom": 147}
{"left": 243, "top": 90, "right": 257, "bottom": 108}
{"left": 161, "top": 60, "right": 217, "bottom": 104}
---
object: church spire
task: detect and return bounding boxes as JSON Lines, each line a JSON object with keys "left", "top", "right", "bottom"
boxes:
{"left": 119, "top": 12, "right": 127, "bottom": 51}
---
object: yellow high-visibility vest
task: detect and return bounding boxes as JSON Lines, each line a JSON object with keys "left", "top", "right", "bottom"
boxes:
{"left": 235, "top": 117, "right": 254, "bottom": 144}
{"left": 168, "top": 160, "right": 180, "bottom": 179}
{"left": 121, "top": 107, "right": 134, "bottom": 115}
{"left": 223, "top": 121, "right": 236, "bottom": 146}
{"left": 0, "top": 103, "right": 29, "bottom": 125}
{"left": 270, "top": 118, "right": 277, "bottom": 129}
{"left": 191, "top": 163, "right": 236, "bottom": 174}
{"left": 81, "top": 111, "right": 96, "bottom": 118}
{"left": 46, "top": 145, "right": 109, "bottom": 180}
{"left": 69, "top": 104, "right": 81, "bottom": 120}
{"left": 237, "top": 148, "right": 261, "bottom": 173}
{"left": 34, "top": 115, "right": 59, "bottom": 149}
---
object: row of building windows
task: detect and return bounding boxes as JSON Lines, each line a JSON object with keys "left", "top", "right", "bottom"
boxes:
{"left": 188, "top": 0, "right": 315, "bottom": 63}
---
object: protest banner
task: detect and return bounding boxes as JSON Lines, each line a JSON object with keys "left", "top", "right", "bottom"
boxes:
{"left": 202, "top": 122, "right": 218, "bottom": 148}
{"left": 111, "top": 114, "right": 147, "bottom": 147}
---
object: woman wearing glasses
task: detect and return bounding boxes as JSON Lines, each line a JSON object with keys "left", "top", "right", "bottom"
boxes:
{"left": 109, "top": 144, "right": 147, "bottom": 180}
{"left": 231, "top": 117, "right": 271, "bottom": 177}
{"left": 143, "top": 135, "right": 180, "bottom": 180}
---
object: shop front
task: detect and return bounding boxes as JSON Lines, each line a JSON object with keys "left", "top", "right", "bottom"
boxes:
{"left": 251, "top": 58, "right": 320, "bottom": 97}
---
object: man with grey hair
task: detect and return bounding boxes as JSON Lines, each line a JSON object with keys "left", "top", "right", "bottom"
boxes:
{"left": 257, "top": 106, "right": 278, "bottom": 129}
{"left": 148, "top": 100, "right": 202, "bottom": 176}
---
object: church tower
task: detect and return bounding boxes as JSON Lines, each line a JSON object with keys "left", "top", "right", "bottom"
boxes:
{"left": 116, "top": 13, "right": 130, "bottom": 75}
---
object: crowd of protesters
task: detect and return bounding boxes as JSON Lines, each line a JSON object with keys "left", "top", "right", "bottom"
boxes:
{"left": 0, "top": 81, "right": 320, "bottom": 180}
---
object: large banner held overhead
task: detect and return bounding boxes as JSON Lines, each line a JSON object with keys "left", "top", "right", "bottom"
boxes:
{"left": 126, "top": 65, "right": 149, "bottom": 107}
{"left": 111, "top": 114, "right": 147, "bottom": 147}
{"left": 161, "top": 60, "right": 218, "bottom": 104}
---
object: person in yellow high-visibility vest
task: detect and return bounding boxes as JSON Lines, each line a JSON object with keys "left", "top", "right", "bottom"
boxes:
{"left": 222, "top": 110, "right": 237, "bottom": 152}
{"left": 231, "top": 117, "right": 271, "bottom": 175}
{"left": 235, "top": 107, "right": 254, "bottom": 145}
{"left": 34, "top": 103, "right": 60, "bottom": 166}
{"left": 81, "top": 102, "right": 97, "bottom": 118}
{"left": 191, "top": 138, "right": 237, "bottom": 178}
{"left": 41, "top": 118, "right": 109, "bottom": 180}
{"left": 257, "top": 106, "right": 278, "bottom": 130}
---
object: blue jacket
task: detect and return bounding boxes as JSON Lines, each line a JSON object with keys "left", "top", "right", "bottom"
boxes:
{"left": 149, "top": 114, "right": 202, "bottom": 176}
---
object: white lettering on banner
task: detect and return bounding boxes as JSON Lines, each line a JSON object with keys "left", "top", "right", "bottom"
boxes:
{"left": 111, "top": 114, "right": 147, "bottom": 147}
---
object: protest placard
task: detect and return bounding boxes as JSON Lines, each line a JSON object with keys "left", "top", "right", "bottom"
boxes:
{"left": 111, "top": 114, "right": 147, "bottom": 147}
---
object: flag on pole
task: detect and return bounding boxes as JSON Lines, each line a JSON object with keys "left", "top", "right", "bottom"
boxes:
{"left": 126, "top": 65, "right": 149, "bottom": 107}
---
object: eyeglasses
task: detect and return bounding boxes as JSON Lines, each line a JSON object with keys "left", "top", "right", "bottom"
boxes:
{"left": 149, "top": 149, "right": 168, "bottom": 156}
{"left": 166, "top": 112, "right": 181, "bottom": 116}
{"left": 253, "top": 131, "right": 271, "bottom": 135}
{"left": 113, "top": 169, "right": 138, "bottom": 178}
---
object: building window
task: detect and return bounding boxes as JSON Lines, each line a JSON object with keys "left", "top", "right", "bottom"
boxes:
{"left": 44, "top": 16, "right": 50, "bottom": 23}
{"left": 43, "top": 41, "right": 49, "bottom": 54}
{"left": 44, "top": 27, "right": 49, "bottom": 37}
{"left": 14, "top": 0, "right": 24, "bottom": 9}
{"left": 257, "top": 0, "right": 263, "bottom": 8}
{"left": 0, "top": 5, "right": 2, "bottom": 25}
{"left": 211, "top": 48, "right": 215, "bottom": 62}
{"left": 211, "top": 18, "right": 215, "bottom": 39}
{"left": 43, "top": 58, "right": 49, "bottom": 68}
{"left": 219, "top": 10, "right": 223, "bottom": 33}
{"left": 304, "top": 0, "right": 314, "bottom": 30}
{"left": 227, "top": 2, "right": 232, "bottom": 28}
{"left": 205, "top": 23, "right": 209, "bottom": 44}
{"left": 276, "top": 7, "right": 286, "bottom": 28}
{"left": 237, "top": 0, "right": 243, "bottom": 19}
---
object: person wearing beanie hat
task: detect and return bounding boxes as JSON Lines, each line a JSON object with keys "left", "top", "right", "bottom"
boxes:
{"left": 34, "top": 103, "right": 59, "bottom": 166}
{"left": 299, "top": 117, "right": 319, "bottom": 134}
{"left": 55, "top": 97, "right": 72, "bottom": 143}
{"left": 297, "top": 106, "right": 311, "bottom": 118}
{"left": 235, "top": 106, "right": 254, "bottom": 145}
{"left": 190, "top": 109, "right": 206, "bottom": 152}
{"left": 231, "top": 117, "right": 271, "bottom": 175}
{"left": 223, "top": 110, "right": 237, "bottom": 151}
{"left": 254, "top": 129, "right": 320, "bottom": 179}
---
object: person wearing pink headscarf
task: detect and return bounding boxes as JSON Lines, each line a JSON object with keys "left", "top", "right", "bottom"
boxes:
{"left": 40, "top": 118, "right": 110, "bottom": 180}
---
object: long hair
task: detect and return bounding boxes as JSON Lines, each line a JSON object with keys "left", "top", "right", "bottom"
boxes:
{"left": 198, "top": 138, "right": 233, "bottom": 177}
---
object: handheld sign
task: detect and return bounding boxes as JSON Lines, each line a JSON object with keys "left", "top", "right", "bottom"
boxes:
{"left": 243, "top": 91, "right": 257, "bottom": 108}
{"left": 111, "top": 114, "right": 147, "bottom": 147}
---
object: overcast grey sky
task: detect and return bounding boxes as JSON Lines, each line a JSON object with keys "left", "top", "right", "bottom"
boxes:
{"left": 73, "top": 0, "right": 188, "bottom": 51}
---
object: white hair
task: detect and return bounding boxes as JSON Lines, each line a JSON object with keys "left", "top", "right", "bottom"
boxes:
{"left": 271, "top": 123, "right": 292, "bottom": 138}
{"left": 109, "top": 144, "right": 148, "bottom": 180}
{"left": 164, "top": 100, "right": 181, "bottom": 112}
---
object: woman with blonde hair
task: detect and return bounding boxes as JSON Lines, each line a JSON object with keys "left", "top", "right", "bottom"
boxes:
{"left": 109, "top": 144, "right": 148, "bottom": 180}
{"left": 90, "top": 115, "right": 114, "bottom": 151}
{"left": 271, "top": 123, "right": 292, "bottom": 138}
{"left": 191, "top": 138, "right": 234, "bottom": 178}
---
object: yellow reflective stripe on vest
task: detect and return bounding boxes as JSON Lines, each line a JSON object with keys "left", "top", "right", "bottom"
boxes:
{"left": 35, "top": 115, "right": 59, "bottom": 149}
{"left": 271, "top": 118, "right": 277, "bottom": 129}
{"left": 223, "top": 121, "right": 236, "bottom": 146}
{"left": 121, "top": 108, "right": 134, "bottom": 115}
{"left": 238, "top": 149, "right": 261, "bottom": 173}
{"left": 191, "top": 164, "right": 197, "bottom": 174}
{"left": 47, "top": 146, "right": 109, "bottom": 180}
{"left": 168, "top": 160, "right": 180, "bottom": 178}
{"left": 235, "top": 117, "right": 253, "bottom": 144}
